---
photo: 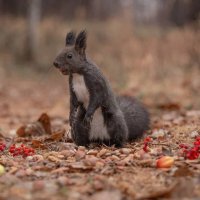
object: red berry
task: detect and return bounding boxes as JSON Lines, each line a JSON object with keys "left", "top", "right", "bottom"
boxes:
{"left": 0, "top": 143, "right": 6, "bottom": 152}
{"left": 144, "top": 137, "right": 152, "bottom": 143}
{"left": 8, "top": 143, "right": 35, "bottom": 157}
{"left": 195, "top": 136, "right": 200, "bottom": 141}
{"left": 179, "top": 144, "right": 188, "bottom": 149}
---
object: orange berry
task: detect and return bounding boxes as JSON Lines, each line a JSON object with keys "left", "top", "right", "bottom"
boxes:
{"left": 156, "top": 156, "right": 174, "bottom": 168}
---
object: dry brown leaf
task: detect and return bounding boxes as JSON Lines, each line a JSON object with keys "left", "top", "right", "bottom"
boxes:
{"left": 33, "top": 180, "right": 45, "bottom": 191}
{"left": 91, "top": 190, "right": 122, "bottom": 200}
{"left": 51, "top": 167, "right": 69, "bottom": 174}
{"left": 32, "top": 139, "right": 47, "bottom": 149}
{"left": 31, "top": 154, "right": 44, "bottom": 162}
{"left": 173, "top": 165, "right": 194, "bottom": 177}
{"left": 16, "top": 122, "right": 45, "bottom": 137}
{"left": 75, "top": 150, "right": 86, "bottom": 160}
{"left": 68, "top": 162, "right": 93, "bottom": 172}
{"left": 33, "top": 165, "right": 53, "bottom": 172}
{"left": 0, "top": 132, "right": 5, "bottom": 139}
{"left": 45, "top": 129, "right": 65, "bottom": 142}
{"left": 120, "top": 148, "right": 132, "bottom": 155}
{"left": 87, "top": 149, "right": 98, "bottom": 155}
{"left": 97, "top": 148, "right": 108, "bottom": 157}
{"left": 157, "top": 102, "right": 181, "bottom": 110}
{"left": 16, "top": 113, "right": 52, "bottom": 137}
{"left": 118, "top": 181, "right": 136, "bottom": 197}
{"left": 92, "top": 180, "right": 104, "bottom": 191}
{"left": 8, "top": 166, "right": 18, "bottom": 174}
{"left": 38, "top": 113, "right": 52, "bottom": 134}
{"left": 83, "top": 155, "right": 99, "bottom": 166}
{"left": 136, "top": 182, "right": 178, "bottom": 200}
{"left": 136, "top": 159, "right": 154, "bottom": 167}
{"left": 48, "top": 155, "right": 61, "bottom": 163}
{"left": 16, "top": 126, "right": 26, "bottom": 137}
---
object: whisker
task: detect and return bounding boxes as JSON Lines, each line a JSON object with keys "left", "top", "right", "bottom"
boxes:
{"left": 37, "top": 65, "right": 54, "bottom": 85}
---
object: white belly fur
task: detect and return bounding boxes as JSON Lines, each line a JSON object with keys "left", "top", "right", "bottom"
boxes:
{"left": 72, "top": 74, "right": 110, "bottom": 141}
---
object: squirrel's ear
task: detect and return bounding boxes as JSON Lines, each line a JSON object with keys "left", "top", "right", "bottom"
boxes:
{"left": 75, "top": 30, "right": 87, "bottom": 54}
{"left": 66, "top": 31, "right": 76, "bottom": 46}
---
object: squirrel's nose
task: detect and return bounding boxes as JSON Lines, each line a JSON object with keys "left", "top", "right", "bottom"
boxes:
{"left": 53, "top": 61, "right": 59, "bottom": 68}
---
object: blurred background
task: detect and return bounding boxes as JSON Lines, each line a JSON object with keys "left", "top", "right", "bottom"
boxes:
{"left": 0, "top": 0, "right": 200, "bottom": 130}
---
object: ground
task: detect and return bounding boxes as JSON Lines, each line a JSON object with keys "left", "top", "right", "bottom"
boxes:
{"left": 0, "top": 18, "right": 200, "bottom": 200}
{"left": 0, "top": 74, "right": 200, "bottom": 200}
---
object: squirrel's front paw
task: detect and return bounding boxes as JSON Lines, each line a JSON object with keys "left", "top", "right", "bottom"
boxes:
{"left": 69, "top": 114, "right": 76, "bottom": 127}
{"left": 83, "top": 115, "right": 92, "bottom": 127}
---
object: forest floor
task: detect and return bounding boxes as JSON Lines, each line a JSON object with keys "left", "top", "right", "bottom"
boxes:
{"left": 0, "top": 18, "right": 200, "bottom": 200}
{"left": 0, "top": 73, "right": 200, "bottom": 200}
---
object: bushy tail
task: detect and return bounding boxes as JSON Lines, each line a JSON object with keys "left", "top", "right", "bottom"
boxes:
{"left": 117, "top": 96, "right": 150, "bottom": 140}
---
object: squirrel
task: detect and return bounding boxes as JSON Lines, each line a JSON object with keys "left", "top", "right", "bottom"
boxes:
{"left": 53, "top": 30, "right": 150, "bottom": 147}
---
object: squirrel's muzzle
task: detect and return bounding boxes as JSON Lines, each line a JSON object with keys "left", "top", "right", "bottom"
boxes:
{"left": 53, "top": 61, "right": 60, "bottom": 68}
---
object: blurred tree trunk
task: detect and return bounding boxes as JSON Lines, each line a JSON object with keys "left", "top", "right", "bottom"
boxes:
{"left": 169, "top": 0, "right": 200, "bottom": 26}
{"left": 83, "top": 0, "right": 121, "bottom": 20}
{"left": 26, "top": 0, "right": 41, "bottom": 62}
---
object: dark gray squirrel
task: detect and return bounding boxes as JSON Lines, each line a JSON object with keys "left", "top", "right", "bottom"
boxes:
{"left": 53, "top": 30, "right": 150, "bottom": 147}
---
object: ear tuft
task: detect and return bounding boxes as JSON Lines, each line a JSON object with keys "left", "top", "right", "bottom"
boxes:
{"left": 75, "top": 30, "right": 87, "bottom": 54}
{"left": 66, "top": 31, "right": 76, "bottom": 46}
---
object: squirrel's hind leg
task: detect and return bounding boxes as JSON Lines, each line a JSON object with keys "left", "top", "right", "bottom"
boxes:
{"left": 71, "top": 105, "right": 90, "bottom": 146}
{"left": 103, "top": 111, "right": 128, "bottom": 147}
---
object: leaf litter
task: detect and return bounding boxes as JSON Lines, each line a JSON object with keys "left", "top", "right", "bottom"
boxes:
{"left": 0, "top": 111, "right": 200, "bottom": 199}
{"left": 0, "top": 98, "right": 200, "bottom": 199}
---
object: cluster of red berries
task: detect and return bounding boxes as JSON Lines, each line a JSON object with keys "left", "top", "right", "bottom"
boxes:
{"left": 179, "top": 136, "right": 200, "bottom": 160}
{"left": 0, "top": 142, "right": 6, "bottom": 152}
{"left": 143, "top": 137, "right": 152, "bottom": 152}
{"left": 9, "top": 144, "right": 35, "bottom": 157}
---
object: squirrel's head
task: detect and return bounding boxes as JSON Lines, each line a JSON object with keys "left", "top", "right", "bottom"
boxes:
{"left": 53, "top": 30, "right": 87, "bottom": 75}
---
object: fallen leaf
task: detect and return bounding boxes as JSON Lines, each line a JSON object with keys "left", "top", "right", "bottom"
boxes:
{"left": 32, "top": 154, "right": 44, "bottom": 162}
{"left": 48, "top": 155, "right": 61, "bottom": 163}
{"left": 97, "top": 148, "right": 108, "bottom": 157}
{"left": 173, "top": 165, "right": 194, "bottom": 177}
{"left": 151, "top": 129, "right": 167, "bottom": 139}
{"left": 118, "top": 181, "right": 136, "bottom": 197}
{"left": 91, "top": 190, "right": 122, "bottom": 200}
{"left": 51, "top": 167, "right": 69, "bottom": 174}
{"left": 33, "top": 180, "right": 45, "bottom": 191}
{"left": 136, "top": 182, "right": 178, "bottom": 200}
{"left": 45, "top": 129, "right": 65, "bottom": 142}
{"left": 92, "top": 180, "right": 105, "bottom": 191}
{"left": 8, "top": 166, "right": 18, "bottom": 174}
{"left": 157, "top": 102, "right": 181, "bottom": 110}
{"left": 75, "top": 150, "right": 86, "bottom": 160}
{"left": 16, "top": 126, "right": 26, "bottom": 137}
{"left": 57, "top": 176, "right": 70, "bottom": 186}
{"left": 87, "top": 149, "right": 98, "bottom": 155}
{"left": 83, "top": 155, "right": 99, "bottom": 166}
{"left": 120, "top": 148, "right": 132, "bottom": 155}
{"left": 16, "top": 122, "right": 45, "bottom": 137}
{"left": 38, "top": 113, "right": 52, "bottom": 134}
{"left": 68, "top": 162, "right": 93, "bottom": 172}
{"left": 32, "top": 139, "right": 47, "bottom": 149}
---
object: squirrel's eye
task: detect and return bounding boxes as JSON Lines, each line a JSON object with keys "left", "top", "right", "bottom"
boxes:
{"left": 67, "top": 54, "right": 72, "bottom": 59}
